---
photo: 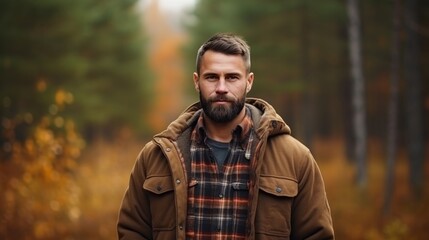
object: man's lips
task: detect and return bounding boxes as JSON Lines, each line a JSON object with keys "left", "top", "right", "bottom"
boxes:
{"left": 211, "top": 97, "right": 232, "bottom": 103}
{"left": 212, "top": 100, "right": 231, "bottom": 105}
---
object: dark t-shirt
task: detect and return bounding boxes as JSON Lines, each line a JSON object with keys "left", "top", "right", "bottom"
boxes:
{"left": 206, "top": 138, "right": 230, "bottom": 169}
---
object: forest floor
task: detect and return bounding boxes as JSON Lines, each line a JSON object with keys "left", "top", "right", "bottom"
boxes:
{"left": 314, "top": 137, "right": 429, "bottom": 240}
{"left": 1, "top": 136, "right": 428, "bottom": 239}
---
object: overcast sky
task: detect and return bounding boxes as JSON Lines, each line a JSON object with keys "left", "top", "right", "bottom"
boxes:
{"left": 139, "top": 0, "right": 197, "bottom": 13}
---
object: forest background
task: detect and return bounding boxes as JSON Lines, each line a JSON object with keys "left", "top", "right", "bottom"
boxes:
{"left": 1, "top": 0, "right": 428, "bottom": 239}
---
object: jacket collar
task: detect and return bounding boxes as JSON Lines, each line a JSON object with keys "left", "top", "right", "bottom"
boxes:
{"left": 154, "top": 98, "right": 291, "bottom": 141}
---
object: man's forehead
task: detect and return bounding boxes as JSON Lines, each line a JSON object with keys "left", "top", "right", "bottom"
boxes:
{"left": 200, "top": 52, "right": 246, "bottom": 70}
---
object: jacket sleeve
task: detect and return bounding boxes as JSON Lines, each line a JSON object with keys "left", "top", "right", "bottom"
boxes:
{"left": 291, "top": 150, "right": 334, "bottom": 240}
{"left": 117, "top": 146, "right": 152, "bottom": 240}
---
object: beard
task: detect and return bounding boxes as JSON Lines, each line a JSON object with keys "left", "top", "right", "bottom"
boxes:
{"left": 200, "top": 92, "right": 246, "bottom": 123}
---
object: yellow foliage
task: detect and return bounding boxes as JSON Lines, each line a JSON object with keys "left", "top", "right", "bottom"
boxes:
{"left": 383, "top": 219, "right": 408, "bottom": 240}
{"left": 36, "top": 78, "right": 47, "bottom": 92}
{"left": 0, "top": 106, "right": 85, "bottom": 239}
{"left": 34, "top": 221, "right": 52, "bottom": 239}
{"left": 145, "top": 4, "right": 188, "bottom": 133}
{"left": 55, "top": 89, "right": 74, "bottom": 107}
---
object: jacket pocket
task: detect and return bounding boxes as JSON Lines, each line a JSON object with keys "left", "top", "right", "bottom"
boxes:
{"left": 255, "top": 175, "right": 298, "bottom": 238}
{"left": 143, "top": 175, "right": 176, "bottom": 231}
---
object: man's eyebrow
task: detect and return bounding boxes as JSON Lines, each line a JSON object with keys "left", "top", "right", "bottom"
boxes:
{"left": 201, "top": 71, "right": 243, "bottom": 77}
{"left": 201, "top": 72, "right": 218, "bottom": 77}
{"left": 225, "top": 72, "right": 242, "bottom": 76}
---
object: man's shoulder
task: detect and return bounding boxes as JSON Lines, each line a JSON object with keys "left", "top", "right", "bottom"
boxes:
{"left": 137, "top": 140, "right": 163, "bottom": 161}
{"left": 262, "top": 134, "right": 314, "bottom": 181}
{"left": 268, "top": 133, "right": 310, "bottom": 154}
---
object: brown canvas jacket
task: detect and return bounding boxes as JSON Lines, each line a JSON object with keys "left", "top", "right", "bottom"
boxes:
{"left": 117, "top": 98, "right": 334, "bottom": 240}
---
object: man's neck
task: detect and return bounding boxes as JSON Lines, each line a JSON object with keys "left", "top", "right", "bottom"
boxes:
{"left": 203, "top": 108, "right": 246, "bottom": 143}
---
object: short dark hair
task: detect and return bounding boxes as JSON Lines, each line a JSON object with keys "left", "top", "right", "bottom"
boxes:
{"left": 196, "top": 33, "right": 251, "bottom": 74}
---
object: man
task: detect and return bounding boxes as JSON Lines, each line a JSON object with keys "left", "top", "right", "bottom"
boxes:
{"left": 117, "top": 33, "right": 334, "bottom": 239}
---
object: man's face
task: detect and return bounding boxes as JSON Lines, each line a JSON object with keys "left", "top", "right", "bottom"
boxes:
{"left": 193, "top": 50, "right": 254, "bottom": 123}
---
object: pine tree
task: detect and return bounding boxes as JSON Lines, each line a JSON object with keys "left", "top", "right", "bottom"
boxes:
{"left": 0, "top": 0, "right": 150, "bottom": 141}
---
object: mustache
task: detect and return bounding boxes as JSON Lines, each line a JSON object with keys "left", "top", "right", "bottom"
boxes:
{"left": 209, "top": 95, "right": 234, "bottom": 102}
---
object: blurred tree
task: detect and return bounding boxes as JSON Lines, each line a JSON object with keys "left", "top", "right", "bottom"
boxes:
{"left": 299, "top": 1, "right": 314, "bottom": 148}
{"left": 362, "top": 0, "right": 393, "bottom": 140}
{"left": 347, "top": 0, "right": 368, "bottom": 188}
{"left": 384, "top": 0, "right": 401, "bottom": 215}
{"left": 0, "top": 0, "right": 150, "bottom": 143}
{"left": 71, "top": 0, "right": 151, "bottom": 139}
{"left": 404, "top": 0, "right": 425, "bottom": 197}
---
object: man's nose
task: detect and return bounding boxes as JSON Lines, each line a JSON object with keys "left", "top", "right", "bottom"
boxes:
{"left": 215, "top": 78, "right": 228, "bottom": 93}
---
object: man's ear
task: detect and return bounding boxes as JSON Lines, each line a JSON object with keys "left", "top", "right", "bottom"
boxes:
{"left": 246, "top": 72, "right": 254, "bottom": 93}
{"left": 193, "top": 72, "right": 199, "bottom": 92}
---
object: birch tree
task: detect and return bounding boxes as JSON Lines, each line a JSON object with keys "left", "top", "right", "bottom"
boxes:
{"left": 347, "top": 0, "right": 367, "bottom": 188}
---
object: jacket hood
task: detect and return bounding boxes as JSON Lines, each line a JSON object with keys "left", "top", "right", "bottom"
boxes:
{"left": 155, "top": 98, "right": 291, "bottom": 141}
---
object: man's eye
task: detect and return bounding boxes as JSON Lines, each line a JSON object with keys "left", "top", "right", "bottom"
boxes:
{"left": 205, "top": 75, "right": 217, "bottom": 80}
{"left": 226, "top": 75, "right": 239, "bottom": 80}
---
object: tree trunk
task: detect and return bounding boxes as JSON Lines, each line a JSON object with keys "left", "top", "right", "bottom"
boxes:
{"left": 384, "top": 0, "right": 401, "bottom": 216}
{"left": 300, "top": 1, "right": 314, "bottom": 149}
{"left": 404, "top": 0, "right": 424, "bottom": 198}
{"left": 347, "top": 0, "right": 367, "bottom": 188}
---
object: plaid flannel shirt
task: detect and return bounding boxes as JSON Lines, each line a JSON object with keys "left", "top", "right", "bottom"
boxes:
{"left": 186, "top": 107, "right": 255, "bottom": 239}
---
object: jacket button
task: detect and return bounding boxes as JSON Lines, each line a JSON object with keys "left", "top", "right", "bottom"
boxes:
{"left": 276, "top": 186, "right": 282, "bottom": 193}
{"left": 176, "top": 179, "right": 181, "bottom": 184}
{"left": 179, "top": 225, "right": 183, "bottom": 230}
{"left": 166, "top": 147, "right": 171, "bottom": 152}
